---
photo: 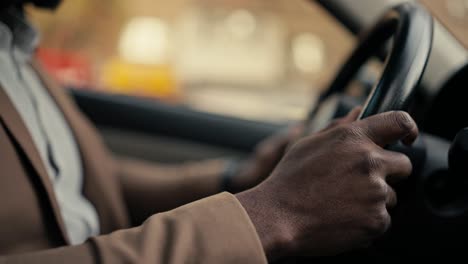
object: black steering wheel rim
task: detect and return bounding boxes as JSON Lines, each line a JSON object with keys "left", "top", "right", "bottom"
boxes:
{"left": 308, "top": 3, "right": 433, "bottom": 121}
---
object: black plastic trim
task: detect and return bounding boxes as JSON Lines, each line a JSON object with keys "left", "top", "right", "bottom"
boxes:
{"left": 70, "top": 89, "right": 284, "bottom": 152}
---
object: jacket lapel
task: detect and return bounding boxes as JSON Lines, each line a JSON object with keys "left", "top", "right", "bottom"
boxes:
{"left": 31, "top": 60, "right": 130, "bottom": 233}
{"left": 0, "top": 87, "right": 70, "bottom": 244}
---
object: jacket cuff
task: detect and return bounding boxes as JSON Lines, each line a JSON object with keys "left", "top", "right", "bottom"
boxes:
{"left": 92, "top": 192, "right": 267, "bottom": 263}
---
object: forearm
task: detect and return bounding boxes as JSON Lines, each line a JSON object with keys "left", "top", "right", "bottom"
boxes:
{"left": 118, "top": 157, "right": 227, "bottom": 225}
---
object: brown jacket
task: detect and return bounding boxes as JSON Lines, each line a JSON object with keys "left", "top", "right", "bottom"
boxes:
{"left": 0, "top": 63, "right": 267, "bottom": 263}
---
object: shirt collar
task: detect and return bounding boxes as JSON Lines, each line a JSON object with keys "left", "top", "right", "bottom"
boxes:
{"left": 0, "top": 7, "right": 39, "bottom": 56}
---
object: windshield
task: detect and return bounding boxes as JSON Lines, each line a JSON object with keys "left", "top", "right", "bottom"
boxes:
{"left": 27, "top": 0, "right": 356, "bottom": 123}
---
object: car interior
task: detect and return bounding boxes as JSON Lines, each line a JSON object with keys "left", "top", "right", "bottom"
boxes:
{"left": 32, "top": 0, "right": 468, "bottom": 257}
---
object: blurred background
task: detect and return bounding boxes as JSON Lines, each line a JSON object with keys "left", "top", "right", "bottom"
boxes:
{"left": 27, "top": 0, "right": 468, "bottom": 123}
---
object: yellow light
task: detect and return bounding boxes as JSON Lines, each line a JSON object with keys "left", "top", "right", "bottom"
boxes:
{"left": 292, "top": 33, "right": 326, "bottom": 75}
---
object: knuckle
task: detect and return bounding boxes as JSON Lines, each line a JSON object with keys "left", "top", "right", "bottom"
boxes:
{"left": 387, "top": 187, "right": 398, "bottom": 207}
{"left": 360, "top": 149, "right": 383, "bottom": 174}
{"left": 365, "top": 209, "right": 391, "bottom": 236}
{"left": 370, "top": 178, "right": 388, "bottom": 200}
{"left": 390, "top": 111, "right": 415, "bottom": 133}
{"left": 397, "top": 153, "right": 413, "bottom": 176}
{"left": 334, "top": 125, "right": 351, "bottom": 139}
{"left": 334, "top": 124, "right": 363, "bottom": 143}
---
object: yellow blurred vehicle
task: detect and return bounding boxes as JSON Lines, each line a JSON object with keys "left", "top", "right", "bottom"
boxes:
{"left": 101, "top": 58, "right": 181, "bottom": 102}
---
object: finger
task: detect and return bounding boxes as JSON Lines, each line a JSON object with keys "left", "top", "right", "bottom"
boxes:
{"left": 258, "top": 129, "right": 293, "bottom": 161}
{"left": 386, "top": 185, "right": 398, "bottom": 208}
{"left": 277, "top": 123, "right": 304, "bottom": 141}
{"left": 342, "top": 106, "right": 363, "bottom": 123}
{"left": 321, "top": 107, "right": 363, "bottom": 132}
{"left": 380, "top": 150, "right": 413, "bottom": 184}
{"left": 355, "top": 111, "right": 419, "bottom": 147}
{"left": 258, "top": 138, "right": 286, "bottom": 160}
{"left": 288, "top": 123, "right": 305, "bottom": 140}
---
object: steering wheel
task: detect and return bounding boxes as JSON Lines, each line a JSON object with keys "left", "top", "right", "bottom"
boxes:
{"left": 307, "top": 2, "right": 433, "bottom": 131}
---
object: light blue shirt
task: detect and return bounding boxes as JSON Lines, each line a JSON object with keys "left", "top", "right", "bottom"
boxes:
{"left": 0, "top": 8, "right": 100, "bottom": 245}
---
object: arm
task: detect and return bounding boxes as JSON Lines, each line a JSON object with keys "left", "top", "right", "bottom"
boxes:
{"left": 117, "top": 126, "right": 301, "bottom": 225}
{"left": 0, "top": 193, "right": 267, "bottom": 264}
{"left": 118, "top": 158, "right": 228, "bottom": 225}
{"left": 0, "top": 111, "right": 417, "bottom": 263}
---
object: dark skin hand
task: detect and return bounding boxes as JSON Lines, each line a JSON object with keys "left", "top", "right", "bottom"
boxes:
{"left": 231, "top": 107, "right": 363, "bottom": 193}
{"left": 229, "top": 125, "right": 302, "bottom": 193}
{"left": 236, "top": 111, "right": 418, "bottom": 260}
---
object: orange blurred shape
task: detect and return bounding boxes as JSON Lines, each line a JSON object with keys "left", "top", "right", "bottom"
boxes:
{"left": 36, "top": 48, "right": 93, "bottom": 88}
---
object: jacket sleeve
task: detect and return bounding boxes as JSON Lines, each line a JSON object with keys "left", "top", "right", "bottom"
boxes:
{"left": 117, "top": 157, "right": 230, "bottom": 225}
{"left": 0, "top": 193, "right": 267, "bottom": 264}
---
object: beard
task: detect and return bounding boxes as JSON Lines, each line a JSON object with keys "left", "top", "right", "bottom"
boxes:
{"left": 0, "top": 0, "right": 62, "bottom": 9}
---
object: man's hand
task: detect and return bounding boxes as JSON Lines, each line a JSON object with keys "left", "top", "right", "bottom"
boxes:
{"left": 228, "top": 125, "right": 302, "bottom": 193}
{"left": 230, "top": 107, "right": 362, "bottom": 192}
{"left": 236, "top": 111, "right": 418, "bottom": 259}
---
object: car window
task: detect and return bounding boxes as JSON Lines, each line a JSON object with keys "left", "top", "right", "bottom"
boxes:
{"left": 28, "top": 0, "right": 355, "bottom": 124}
